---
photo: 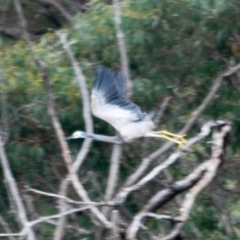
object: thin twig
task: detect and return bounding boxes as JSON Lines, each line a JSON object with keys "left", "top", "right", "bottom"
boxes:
{"left": 27, "top": 187, "right": 118, "bottom": 206}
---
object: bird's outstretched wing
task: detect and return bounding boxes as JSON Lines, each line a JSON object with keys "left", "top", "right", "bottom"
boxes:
{"left": 91, "top": 66, "right": 145, "bottom": 130}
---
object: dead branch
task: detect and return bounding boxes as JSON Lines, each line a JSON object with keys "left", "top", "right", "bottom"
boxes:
{"left": 105, "top": 145, "right": 122, "bottom": 202}
{"left": 111, "top": 210, "right": 121, "bottom": 240}
{"left": 97, "top": 144, "right": 122, "bottom": 240}
{"left": 116, "top": 121, "right": 217, "bottom": 203}
{"left": 127, "top": 120, "right": 231, "bottom": 240}
{"left": 53, "top": 178, "right": 69, "bottom": 240}
{"left": 113, "top": 0, "right": 132, "bottom": 95}
{"left": 163, "top": 169, "right": 203, "bottom": 239}
{"left": 0, "top": 136, "right": 36, "bottom": 240}
{"left": 95, "top": 3, "right": 133, "bottom": 239}
{"left": 27, "top": 187, "right": 118, "bottom": 206}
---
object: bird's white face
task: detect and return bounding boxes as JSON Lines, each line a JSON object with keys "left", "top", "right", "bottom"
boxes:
{"left": 71, "top": 131, "right": 84, "bottom": 139}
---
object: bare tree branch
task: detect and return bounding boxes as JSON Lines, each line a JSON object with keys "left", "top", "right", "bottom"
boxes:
{"left": 56, "top": 31, "right": 93, "bottom": 171}
{"left": 53, "top": 179, "right": 69, "bottom": 240}
{"left": 55, "top": 31, "right": 94, "bottom": 239}
{"left": 98, "top": 144, "right": 122, "bottom": 240}
{"left": 27, "top": 187, "right": 118, "bottom": 207}
{"left": 127, "top": 120, "right": 231, "bottom": 240}
{"left": 96, "top": 3, "right": 131, "bottom": 239}
{"left": 116, "top": 121, "right": 217, "bottom": 203}
{"left": 105, "top": 145, "right": 122, "bottom": 202}
{"left": 110, "top": 210, "right": 121, "bottom": 240}
{"left": 163, "top": 168, "right": 203, "bottom": 239}
{"left": 110, "top": 0, "right": 130, "bottom": 204}
{"left": 0, "top": 136, "right": 36, "bottom": 240}
{"left": 113, "top": 0, "right": 132, "bottom": 95}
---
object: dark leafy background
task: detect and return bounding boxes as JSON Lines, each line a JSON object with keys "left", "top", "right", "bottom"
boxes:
{"left": 0, "top": 0, "right": 240, "bottom": 239}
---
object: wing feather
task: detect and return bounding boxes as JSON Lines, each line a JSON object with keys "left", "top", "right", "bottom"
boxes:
{"left": 92, "top": 66, "right": 145, "bottom": 131}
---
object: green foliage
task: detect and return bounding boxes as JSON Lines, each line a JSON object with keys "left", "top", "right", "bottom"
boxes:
{"left": 0, "top": 0, "right": 240, "bottom": 238}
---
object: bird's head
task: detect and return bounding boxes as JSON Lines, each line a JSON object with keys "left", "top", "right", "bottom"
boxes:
{"left": 65, "top": 131, "right": 85, "bottom": 140}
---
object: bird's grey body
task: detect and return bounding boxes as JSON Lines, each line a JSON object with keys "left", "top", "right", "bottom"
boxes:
{"left": 91, "top": 66, "right": 154, "bottom": 142}
{"left": 66, "top": 66, "right": 186, "bottom": 146}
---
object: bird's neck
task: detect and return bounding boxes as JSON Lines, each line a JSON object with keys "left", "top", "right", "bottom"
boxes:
{"left": 84, "top": 132, "right": 123, "bottom": 144}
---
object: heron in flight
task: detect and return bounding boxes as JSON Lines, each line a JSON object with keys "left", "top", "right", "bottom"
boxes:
{"left": 66, "top": 66, "right": 186, "bottom": 146}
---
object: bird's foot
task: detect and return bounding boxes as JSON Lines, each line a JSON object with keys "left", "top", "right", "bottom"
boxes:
{"left": 147, "top": 130, "right": 186, "bottom": 147}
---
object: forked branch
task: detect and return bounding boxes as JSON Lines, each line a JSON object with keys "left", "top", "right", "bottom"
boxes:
{"left": 127, "top": 120, "right": 231, "bottom": 240}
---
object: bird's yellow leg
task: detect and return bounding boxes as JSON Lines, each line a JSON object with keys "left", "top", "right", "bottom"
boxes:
{"left": 147, "top": 130, "right": 186, "bottom": 147}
